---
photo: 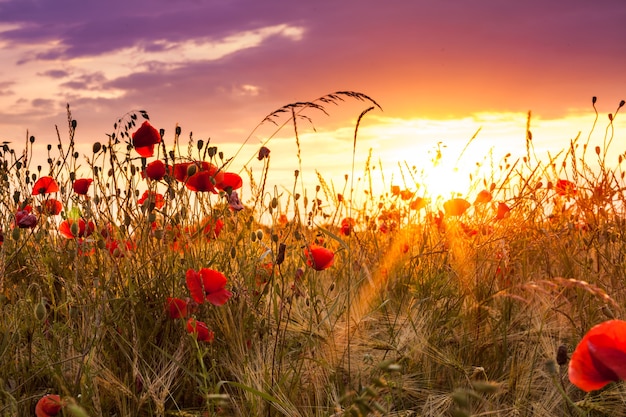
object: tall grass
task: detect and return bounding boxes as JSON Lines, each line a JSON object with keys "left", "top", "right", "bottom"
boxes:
{"left": 1, "top": 95, "right": 625, "bottom": 416}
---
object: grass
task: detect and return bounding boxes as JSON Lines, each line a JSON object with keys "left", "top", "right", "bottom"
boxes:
{"left": 1, "top": 93, "right": 626, "bottom": 416}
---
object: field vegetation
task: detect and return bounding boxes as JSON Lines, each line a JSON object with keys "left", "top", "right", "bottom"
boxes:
{"left": 1, "top": 92, "right": 626, "bottom": 416}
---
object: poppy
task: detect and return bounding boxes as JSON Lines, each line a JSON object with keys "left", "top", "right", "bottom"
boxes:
{"left": 200, "top": 217, "right": 224, "bottom": 239}
{"left": 73, "top": 178, "right": 93, "bottom": 195}
{"left": 340, "top": 217, "right": 356, "bottom": 236}
{"left": 186, "top": 171, "right": 217, "bottom": 193}
{"left": 32, "top": 176, "right": 59, "bottom": 195}
{"left": 185, "top": 268, "right": 233, "bottom": 306}
{"left": 409, "top": 197, "right": 426, "bottom": 211}
{"left": 35, "top": 394, "right": 63, "bottom": 417}
{"left": 304, "top": 244, "right": 335, "bottom": 271}
{"left": 38, "top": 199, "right": 62, "bottom": 216}
{"left": 145, "top": 160, "right": 167, "bottom": 181}
{"left": 58, "top": 218, "right": 95, "bottom": 239}
{"left": 138, "top": 190, "right": 165, "bottom": 210}
{"left": 569, "top": 320, "right": 626, "bottom": 392}
{"left": 166, "top": 297, "right": 188, "bottom": 319}
{"left": 443, "top": 198, "right": 470, "bottom": 216}
{"left": 474, "top": 190, "right": 493, "bottom": 204}
{"left": 15, "top": 209, "right": 37, "bottom": 228}
{"left": 400, "top": 189, "right": 414, "bottom": 201}
{"left": 132, "top": 121, "right": 161, "bottom": 157}
{"left": 106, "top": 238, "right": 135, "bottom": 257}
{"left": 495, "top": 202, "right": 511, "bottom": 220}
{"left": 186, "top": 318, "right": 214, "bottom": 342}
{"left": 217, "top": 172, "right": 243, "bottom": 191}
{"left": 555, "top": 179, "right": 576, "bottom": 197}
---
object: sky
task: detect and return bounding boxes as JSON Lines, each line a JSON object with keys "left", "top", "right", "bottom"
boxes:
{"left": 0, "top": 0, "right": 625, "bottom": 200}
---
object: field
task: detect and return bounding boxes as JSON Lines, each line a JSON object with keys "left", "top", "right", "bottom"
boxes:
{"left": 1, "top": 92, "right": 626, "bottom": 416}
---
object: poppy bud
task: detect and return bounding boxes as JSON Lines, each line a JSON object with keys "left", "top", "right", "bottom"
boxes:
{"left": 11, "top": 228, "right": 20, "bottom": 241}
{"left": 34, "top": 300, "right": 47, "bottom": 321}
{"left": 175, "top": 126, "right": 181, "bottom": 136}
{"left": 592, "top": 96, "right": 597, "bottom": 105}
{"left": 187, "top": 164, "right": 198, "bottom": 177}
{"left": 256, "top": 230, "right": 264, "bottom": 241}
{"left": 93, "top": 142, "right": 102, "bottom": 153}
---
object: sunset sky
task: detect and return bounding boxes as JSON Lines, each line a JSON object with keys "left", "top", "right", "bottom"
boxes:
{"left": 1, "top": 0, "right": 625, "bottom": 199}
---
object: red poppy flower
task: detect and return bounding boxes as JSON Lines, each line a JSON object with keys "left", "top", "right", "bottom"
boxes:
{"left": 106, "top": 238, "right": 135, "bottom": 257}
{"left": 186, "top": 318, "right": 215, "bottom": 342}
{"left": 495, "top": 202, "right": 511, "bottom": 220}
{"left": 217, "top": 172, "right": 243, "bottom": 191}
{"left": 32, "top": 176, "right": 59, "bottom": 195}
{"left": 409, "top": 197, "right": 426, "bottom": 211}
{"left": 186, "top": 171, "right": 218, "bottom": 193}
{"left": 185, "top": 268, "right": 233, "bottom": 306}
{"left": 59, "top": 218, "right": 95, "bottom": 239}
{"left": 474, "top": 190, "right": 493, "bottom": 204}
{"left": 555, "top": 179, "right": 576, "bottom": 196}
{"left": 73, "top": 178, "right": 93, "bottom": 195}
{"left": 304, "top": 244, "right": 335, "bottom": 271}
{"left": 200, "top": 217, "right": 224, "bottom": 239}
{"left": 340, "top": 217, "right": 356, "bottom": 236}
{"left": 443, "top": 198, "right": 470, "bottom": 216}
{"left": 38, "top": 199, "right": 63, "bottom": 216}
{"left": 166, "top": 297, "right": 188, "bottom": 319}
{"left": 15, "top": 210, "right": 37, "bottom": 228}
{"left": 400, "top": 190, "right": 414, "bottom": 201}
{"left": 145, "top": 160, "right": 167, "bottom": 181}
{"left": 569, "top": 320, "right": 626, "bottom": 392}
{"left": 138, "top": 190, "right": 165, "bottom": 210}
{"left": 35, "top": 394, "right": 63, "bottom": 417}
{"left": 132, "top": 121, "right": 161, "bottom": 157}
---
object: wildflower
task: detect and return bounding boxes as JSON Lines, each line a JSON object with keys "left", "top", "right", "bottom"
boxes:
{"left": 304, "top": 244, "right": 335, "bottom": 271}
{"left": 58, "top": 218, "right": 95, "bottom": 239}
{"left": 106, "top": 238, "right": 135, "bottom": 257}
{"left": 145, "top": 160, "right": 167, "bottom": 181}
{"left": 32, "top": 176, "right": 59, "bottom": 195}
{"left": 132, "top": 121, "right": 161, "bottom": 157}
{"left": 474, "top": 190, "right": 493, "bottom": 204}
{"left": 199, "top": 217, "right": 224, "bottom": 239}
{"left": 72, "top": 178, "right": 93, "bottom": 195}
{"left": 15, "top": 209, "right": 37, "bottom": 228}
{"left": 228, "top": 191, "right": 244, "bottom": 211}
{"left": 258, "top": 146, "right": 270, "bottom": 160}
{"left": 35, "top": 394, "right": 63, "bottom": 417}
{"left": 391, "top": 185, "right": 400, "bottom": 196}
{"left": 185, "top": 268, "right": 233, "bottom": 306}
{"left": 38, "top": 199, "right": 62, "bottom": 216}
{"left": 400, "top": 189, "right": 414, "bottom": 201}
{"left": 569, "top": 319, "right": 626, "bottom": 392}
{"left": 555, "top": 179, "right": 576, "bottom": 197}
{"left": 138, "top": 190, "right": 165, "bottom": 210}
{"left": 176, "top": 162, "right": 224, "bottom": 193}
{"left": 443, "top": 198, "right": 470, "bottom": 216}
{"left": 166, "top": 297, "right": 188, "bottom": 319}
{"left": 340, "top": 217, "right": 356, "bottom": 236}
{"left": 186, "top": 318, "right": 214, "bottom": 342}
{"left": 495, "top": 202, "right": 511, "bottom": 220}
{"left": 217, "top": 172, "right": 243, "bottom": 191}
{"left": 409, "top": 197, "right": 426, "bottom": 211}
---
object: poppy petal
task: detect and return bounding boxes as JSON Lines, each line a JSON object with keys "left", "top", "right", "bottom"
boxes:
{"left": 185, "top": 269, "right": 205, "bottom": 304}
{"left": 569, "top": 320, "right": 626, "bottom": 391}
{"left": 206, "top": 288, "right": 233, "bottom": 306}
{"left": 32, "top": 176, "right": 59, "bottom": 195}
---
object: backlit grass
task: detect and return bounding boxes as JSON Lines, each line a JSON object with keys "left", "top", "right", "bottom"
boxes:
{"left": 1, "top": 94, "right": 626, "bottom": 416}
